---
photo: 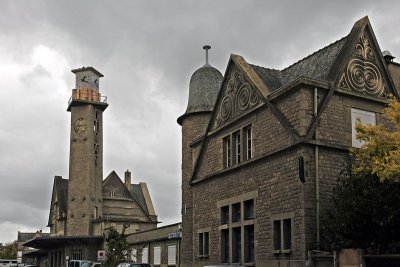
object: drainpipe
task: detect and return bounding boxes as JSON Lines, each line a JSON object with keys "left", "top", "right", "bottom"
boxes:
{"left": 314, "top": 87, "right": 320, "bottom": 249}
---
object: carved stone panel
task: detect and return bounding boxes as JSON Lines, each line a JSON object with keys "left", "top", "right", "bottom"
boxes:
{"left": 339, "top": 30, "right": 388, "bottom": 97}
{"left": 213, "top": 68, "right": 262, "bottom": 130}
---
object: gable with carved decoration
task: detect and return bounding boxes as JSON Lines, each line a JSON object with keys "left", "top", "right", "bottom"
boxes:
{"left": 212, "top": 66, "right": 263, "bottom": 130}
{"left": 338, "top": 30, "right": 390, "bottom": 97}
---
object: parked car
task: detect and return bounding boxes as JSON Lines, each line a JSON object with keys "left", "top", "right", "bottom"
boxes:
{"left": 117, "top": 264, "right": 151, "bottom": 267}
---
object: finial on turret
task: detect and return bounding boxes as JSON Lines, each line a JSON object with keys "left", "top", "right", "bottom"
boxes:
{"left": 203, "top": 45, "right": 211, "bottom": 67}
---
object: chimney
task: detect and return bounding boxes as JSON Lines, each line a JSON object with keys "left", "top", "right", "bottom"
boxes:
{"left": 125, "top": 170, "right": 131, "bottom": 190}
{"left": 383, "top": 50, "right": 400, "bottom": 95}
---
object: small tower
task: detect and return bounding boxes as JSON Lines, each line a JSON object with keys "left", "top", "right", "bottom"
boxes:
{"left": 67, "top": 67, "right": 108, "bottom": 236}
{"left": 177, "top": 46, "right": 223, "bottom": 264}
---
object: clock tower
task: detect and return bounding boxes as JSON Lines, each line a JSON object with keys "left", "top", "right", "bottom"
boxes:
{"left": 66, "top": 67, "right": 108, "bottom": 236}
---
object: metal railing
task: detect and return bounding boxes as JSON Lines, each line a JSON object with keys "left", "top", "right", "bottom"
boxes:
{"left": 68, "top": 95, "right": 108, "bottom": 106}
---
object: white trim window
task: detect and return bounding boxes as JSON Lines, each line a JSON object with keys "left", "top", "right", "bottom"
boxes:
{"left": 168, "top": 245, "right": 176, "bottom": 265}
{"left": 351, "top": 108, "right": 376, "bottom": 148}
{"left": 142, "top": 247, "right": 148, "bottom": 263}
{"left": 153, "top": 246, "right": 161, "bottom": 265}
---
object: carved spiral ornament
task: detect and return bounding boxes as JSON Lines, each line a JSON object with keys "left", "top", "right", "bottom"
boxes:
{"left": 339, "top": 31, "right": 386, "bottom": 96}
{"left": 220, "top": 95, "right": 233, "bottom": 121}
{"left": 213, "top": 69, "right": 261, "bottom": 129}
{"left": 237, "top": 85, "right": 251, "bottom": 111}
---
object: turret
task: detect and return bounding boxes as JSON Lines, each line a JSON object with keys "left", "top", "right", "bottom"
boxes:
{"left": 177, "top": 46, "right": 223, "bottom": 264}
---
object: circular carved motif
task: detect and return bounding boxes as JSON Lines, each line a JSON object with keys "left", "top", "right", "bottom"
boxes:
{"left": 237, "top": 84, "right": 251, "bottom": 111}
{"left": 220, "top": 95, "right": 233, "bottom": 121}
{"left": 345, "top": 58, "right": 383, "bottom": 96}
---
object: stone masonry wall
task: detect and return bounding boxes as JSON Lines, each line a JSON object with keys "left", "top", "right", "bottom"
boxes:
{"left": 183, "top": 83, "right": 389, "bottom": 266}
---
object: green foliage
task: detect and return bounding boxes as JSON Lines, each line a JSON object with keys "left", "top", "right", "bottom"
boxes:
{"left": 321, "top": 159, "right": 400, "bottom": 254}
{"left": 104, "top": 226, "right": 129, "bottom": 266}
{"left": 0, "top": 241, "right": 17, "bottom": 259}
{"left": 352, "top": 97, "right": 400, "bottom": 182}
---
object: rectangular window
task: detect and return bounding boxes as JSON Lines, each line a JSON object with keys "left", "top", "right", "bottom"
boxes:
{"left": 273, "top": 220, "right": 281, "bottom": 251}
{"left": 221, "top": 229, "right": 229, "bottom": 263}
{"left": 245, "top": 126, "right": 252, "bottom": 160}
{"left": 232, "top": 227, "right": 241, "bottom": 263}
{"left": 244, "top": 199, "right": 254, "bottom": 220}
{"left": 221, "top": 206, "right": 229, "bottom": 224}
{"left": 234, "top": 131, "right": 241, "bottom": 164}
{"left": 273, "top": 218, "right": 292, "bottom": 253}
{"left": 351, "top": 108, "right": 376, "bottom": 148}
{"left": 153, "top": 246, "right": 161, "bottom": 265}
{"left": 283, "top": 219, "right": 292, "bottom": 250}
{"left": 219, "top": 193, "right": 256, "bottom": 265}
{"left": 223, "top": 125, "right": 253, "bottom": 169}
{"left": 131, "top": 249, "right": 137, "bottom": 263}
{"left": 142, "top": 247, "right": 148, "bottom": 263}
{"left": 244, "top": 225, "right": 255, "bottom": 263}
{"left": 224, "top": 136, "right": 231, "bottom": 167}
{"left": 168, "top": 245, "right": 176, "bottom": 265}
{"left": 232, "top": 203, "right": 241, "bottom": 223}
{"left": 199, "top": 232, "right": 209, "bottom": 258}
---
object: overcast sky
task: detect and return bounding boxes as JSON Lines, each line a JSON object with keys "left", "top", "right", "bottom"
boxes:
{"left": 0, "top": 0, "right": 399, "bottom": 243}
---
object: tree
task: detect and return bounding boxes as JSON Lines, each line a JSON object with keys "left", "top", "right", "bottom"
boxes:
{"left": 321, "top": 157, "right": 400, "bottom": 254}
{"left": 104, "top": 226, "right": 129, "bottom": 266}
{"left": 0, "top": 241, "right": 17, "bottom": 259}
{"left": 352, "top": 97, "right": 400, "bottom": 182}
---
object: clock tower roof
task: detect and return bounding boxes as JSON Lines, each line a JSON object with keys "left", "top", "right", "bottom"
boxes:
{"left": 71, "top": 66, "right": 104, "bottom": 77}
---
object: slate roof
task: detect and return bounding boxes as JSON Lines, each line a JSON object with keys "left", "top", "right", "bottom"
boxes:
{"left": 18, "top": 232, "right": 36, "bottom": 242}
{"left": 251, "top": 36, "right": 347, "bottom": 92}
{"left": 57, "top": 177, "right": 69, "bottom": 216}
{"left": 131, "top": 184, "right": 149, "bottom": 214}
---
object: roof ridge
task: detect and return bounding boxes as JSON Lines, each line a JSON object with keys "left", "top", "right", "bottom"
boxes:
{"left": 281, "top": 36, "right": 347, "bottom": 71}
{"left": 249, "top": 63, "right": 280, "bottom": 72}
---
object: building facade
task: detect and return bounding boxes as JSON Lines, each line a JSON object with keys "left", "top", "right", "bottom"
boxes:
{"left": 178, "top": 17, "right": 400, "bottom": 267}
{"left": 25, "top": 67, "right": 158, "bottom": 267}
{"left": 127, "top": 223, "right": 182, "bottom": 267}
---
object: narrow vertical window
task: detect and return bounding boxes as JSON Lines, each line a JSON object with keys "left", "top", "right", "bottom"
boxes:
{"left": 221, "top": 229, "right": 229, "bottom": 263}
{"left": 221, "top": 206, "right": 229, "bottom": 224}
{"left": 232, "top": 203, "right": 241, "bottom": 223}
{"left": 142, "top": 247, "right": 148, "bottom": 263}
{"left": 244, "top": 199, "right": 254, "bottom": 220}
{"left": 204, "top": 232, "right": 209, "bottom": 256}
{"left": 244, "top": 225, "right": 254, "bottom": 263}
{"left": 199, "top": 232, "right": 204, "bottom": 257}
{"left": 273, "top": 220, "right": 281, "bottom": 251}
{"left": 199, "top": 232, "right": 210, "bottom": 258}
{"left": 246, "top": 126, "right": 252, "bottom": 160}
{"left": 153, "top": 246, "right": 161, "bottom": 265}
{"left": 232, "top": 227, "right": 241, "bottom": 263}
{"left": 283, "top": 218, "right": 292, "bottom": 250}
{"left": 234, "top": 131, "right": 241, "bottom": 164}
{"left": 273, "top": 217, "right": 292, "bottom": 253}
{"left": 167, "top": 245, "right": 176, "bottom": 265}
{"left": 224, "top": 136, "right": 232, "bottom": 168}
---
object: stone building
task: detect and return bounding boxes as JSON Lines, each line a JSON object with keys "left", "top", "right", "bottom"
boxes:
{"left": 177, "top": 17, "right": 400, "bottom": 267}
{"left": 127, "top": 223, "right": 182, "bottom": 267}
{"left": 17, "top": 230, "right": 49, "bottom": 265}
{"left": 25, "top": 67, "right": 158, "bottom": 267}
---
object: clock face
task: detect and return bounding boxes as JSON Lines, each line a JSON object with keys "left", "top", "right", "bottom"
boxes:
{"left": 76, "top": 72, "right": 100, "bottom": 90}
{"left": 73, "top": 118, "right": 86, "bottom": 135}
